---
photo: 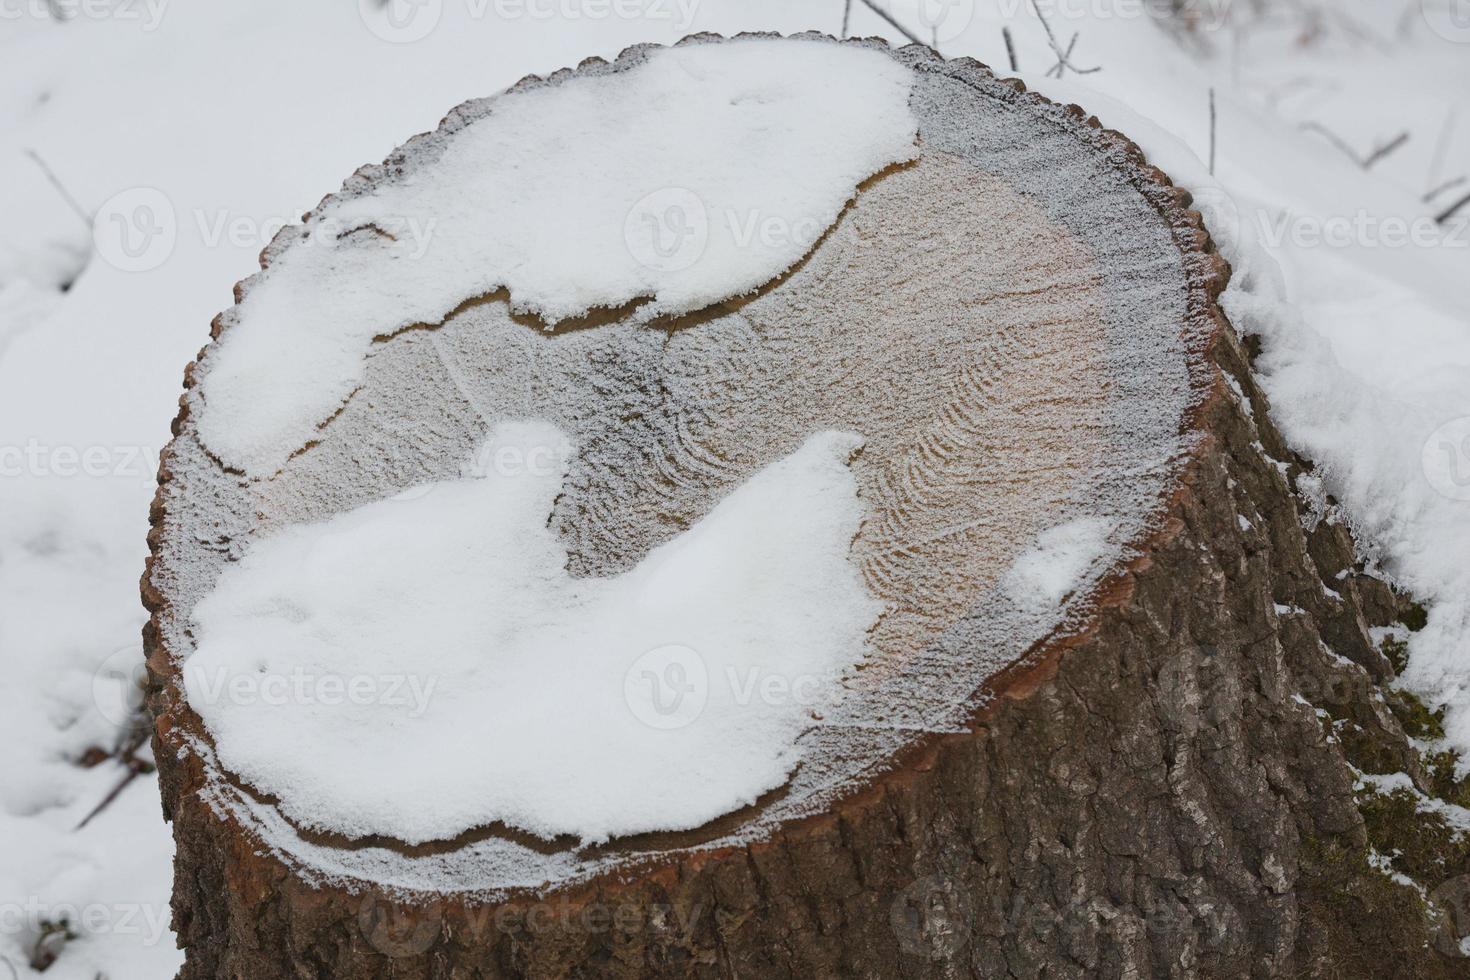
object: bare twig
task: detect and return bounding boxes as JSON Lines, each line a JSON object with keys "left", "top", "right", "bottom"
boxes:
{"left": 856, "top": 0, "right": 927, "bottom": 48}
{"left": 74, "top": 764, "right": 148, "bottom": 831}
{"left": 841, "top": 0, "right": 852, "bottom": 38}
{"left": 1031, "top": 0, "right": 1100, "bottom": 77}
{"left": 1300, "top": 122, "right": 1363, "bottom": 165}
{"left": 1299, "top": 122, "right": 1409, "bottom": 171}
{"left": 74, "top": 724, "right": 153, "bottom": 831}
{"left": 23, "top": 148, "right": 92, "bottom": 229}
{"left": 1424, "top": 176, "right": 1468, "bottom": 203}
{"left": 1002, "top": 26, "right": 1018, "bottom": 71}
{"left": 1046, "top": 33, "right": 1079, "bottom": 78}
{"left": 1361, "top": 131, "right": 1409, "bottom": 170}
{"left": 1426, "top": 108, "right": 1456, "bottom": 195}
{"left": 1436, "top": 191, "right": 1470, "bottom": 225}
{"left": 1209, "top": 88, "right": 1217, "bottom": 176}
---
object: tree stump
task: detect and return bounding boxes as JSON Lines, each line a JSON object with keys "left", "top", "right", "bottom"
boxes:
{"left": 143, "top": 34, "right": 1454, "bottom": 979}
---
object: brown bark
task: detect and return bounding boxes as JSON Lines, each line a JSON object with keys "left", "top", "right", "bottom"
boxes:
{"left": 141, "top": 35, "right": 1465, "bottom": 979}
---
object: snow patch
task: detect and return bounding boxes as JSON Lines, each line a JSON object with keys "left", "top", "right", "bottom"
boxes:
{"left": 1003, "top": 517, "right": 1116, "bottom": 614}
{"left": 185, "top": 422, "right": 882, "bottom": 844}
{"left": 193, "top": 39, "right": 919, "bottom": 477}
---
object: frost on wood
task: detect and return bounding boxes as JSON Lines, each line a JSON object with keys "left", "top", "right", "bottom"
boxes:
{"left": 192, "top": 38, "right": 918, "bottom": 477}
{"left": 148, "top": 37, "right": 1217, "bottom": 898}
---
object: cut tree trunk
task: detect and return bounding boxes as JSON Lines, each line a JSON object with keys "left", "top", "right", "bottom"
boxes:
{"left": 142, "top": 34, "right": 1464, "bottom": 979}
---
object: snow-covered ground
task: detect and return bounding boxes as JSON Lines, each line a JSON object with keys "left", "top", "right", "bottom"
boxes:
{"left": 0, "top": 0, "right": 1465, "bottom": 975}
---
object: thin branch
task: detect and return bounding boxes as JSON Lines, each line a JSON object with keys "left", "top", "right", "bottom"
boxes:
{"left": 1002, "top": 26, "right": 1018, "bottom": 71}
{"left": 1436, "top": 191, "right": 1470, "bottom": 225}
{"left": 1299, "top": 123, "right": 1408, "bottom": 171}
{"left": 1046, "top": 33, "right": 1079, "bottom": 78}
{"left": 74, "top": 724, "right": 152, "bottom": 831}
{"left": 1209, "top": 88, "right": 1217, "bottom": 176}
{"left": 1031, "top": 0, "right": 1100, "bottom": 77}
{"left": 856, "top": 0, "right": 927, "bottom": 48}
{"left": 1361, "top": 131, "right": 1409, "bottom": 170}
{"left": 1299, "top": 121, "right": 1362, "bottom": 165}
{"left": 23, "top": 148, "right": 92, "bottom": 229}
{"left": 1424, "top": 176, "right": 1467, "bottom": 203}
{"left": 74, "top": 764, "right": 147, "bottom": 831}
{"left": 1426, "top": 108, "right": 1456, "bottom": 194}
{"left": 841, "top": 0, "right": 852, "bottom": 39}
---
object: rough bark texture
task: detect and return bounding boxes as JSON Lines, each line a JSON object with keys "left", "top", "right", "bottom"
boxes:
{"left": 141, "top": 38, "right": 1470, "bottom": 980}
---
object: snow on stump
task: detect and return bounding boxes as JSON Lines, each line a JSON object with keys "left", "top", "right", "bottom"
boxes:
{"left": 143, "top": 34, "right": 1422, "bottom": 979}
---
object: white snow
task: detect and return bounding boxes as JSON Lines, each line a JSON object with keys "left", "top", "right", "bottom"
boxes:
{"left": 1003, "top": 517, "right": 1116, "bottom": 613}
{"left": 186, "top": 423, "right": 880, "bottom": 844}
{"left": 3, "top": 0, "right": 1470, "bottom": 975}
{"left": 193, "top": 38, "right": 918, "bottom": 477}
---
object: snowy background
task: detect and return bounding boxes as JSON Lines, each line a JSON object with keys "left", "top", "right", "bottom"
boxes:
{"left": 1, "top": 0, "right": 1467, "bottom": 975}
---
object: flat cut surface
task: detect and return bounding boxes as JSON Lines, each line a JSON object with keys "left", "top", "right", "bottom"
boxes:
{"left": 149, "top": 38, "right": 1213, "bottom": 896}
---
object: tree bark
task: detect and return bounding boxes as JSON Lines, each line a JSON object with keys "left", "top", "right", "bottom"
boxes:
{"left": 141, "top": 35, "right": 1465, "bottom": 979}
